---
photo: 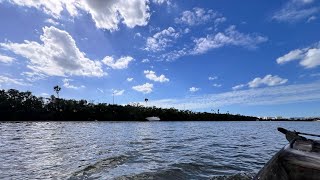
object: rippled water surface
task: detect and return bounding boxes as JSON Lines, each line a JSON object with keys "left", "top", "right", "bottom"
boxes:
{"left": 1, "top": 121, "right": 319, "bottom": 179}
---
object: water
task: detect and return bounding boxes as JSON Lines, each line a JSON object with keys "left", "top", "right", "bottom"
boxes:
{"left": 0, "top": 121, "right": 319, "bottom": 180}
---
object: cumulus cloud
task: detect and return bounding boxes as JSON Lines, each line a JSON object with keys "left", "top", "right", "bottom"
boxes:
{"left": 0, "top": 75, "right": 30, "bottom": 87}
{"left": 63, "top": 78, "right": 85, "bottom": 89}
{"left": 192, "top": 25, "right": 268, "bottom": 54}
{"left": 189, "top": 87, "right": 200, "bottom": 92}
{"left": 232, "top": 75, "right": 288, "bottom": 90}
{"left": 127, "top": 77, "right": 133, "bottom": 82}
{"left": 277, "top": 43, "right": 320, "bottom": 68}
{"left": 175, "top": 7, "right": 222, "bottom": 26}
{"left": 272, "top": 0, "right": 319, "bottom": 22}
{"left": 132, "top": 83, "right": 153, "bottom": 94}
{"left": 144, "top": 70, "right": 169, "bottom": 83}
{"left": 0, "top": 54, "right": 15, "bottom": 64}
{"left": 1, "top": 26, "right": 104, "bottom": 77}
{"left": 248, "top": 75, "right": 288, "bottom": 88}
{"left": 145, "top": 27, "right": 180, "bottom": 52}
{"left": 5, "top": 0, "right": 151, "bottom": 31}
{"left": 81, "top": 0, "right": 150, "bottom": 31}
{"left": 102, "top": 56, "right": 134, "bottom": 69}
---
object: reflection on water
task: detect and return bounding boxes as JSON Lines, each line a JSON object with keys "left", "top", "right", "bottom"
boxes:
{"left": 0, "top": 121, "right": 319, "bottom": 179}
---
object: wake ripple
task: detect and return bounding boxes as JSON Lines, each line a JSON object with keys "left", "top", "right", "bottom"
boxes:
{"left": 68, "top": 155, "right": 129, "bottom": 179}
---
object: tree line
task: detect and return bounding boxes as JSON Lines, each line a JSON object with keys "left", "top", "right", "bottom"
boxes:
{"left": 0, "top": 87, "right": 260, "bottom": 121}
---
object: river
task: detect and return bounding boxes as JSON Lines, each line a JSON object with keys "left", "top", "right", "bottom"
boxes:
{"left": 1, "top": 121, "right": 319, "bottom": 179}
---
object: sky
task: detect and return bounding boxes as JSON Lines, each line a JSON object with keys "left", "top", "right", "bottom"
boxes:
{"left": 0, "top": 0, "right": 320, "bottom": 118}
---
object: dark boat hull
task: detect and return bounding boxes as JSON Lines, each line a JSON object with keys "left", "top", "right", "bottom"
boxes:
{"left": 254, "top": 142, "right": 320, "bottom": 180}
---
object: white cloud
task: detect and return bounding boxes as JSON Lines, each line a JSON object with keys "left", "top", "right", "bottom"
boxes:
{"left": 145, "top": 27, "right": 180, "bottom": 52}
{"left": 40, "top": 93, "right": 49, "bottom": 97}
{"left": 192, "top": 25, "right": 268, "bottom": 54}
{"left": 232, "top": 84, "right": 246, "bottom": 90}
{"left": 5, "top": 0, "right": 151, "bottom": 31}
{"left": 208, "top": 76, "right": 218, "bottom": 80}
{"left": 307, "top": 15, "right": 317, "bottom": 22}
{"left": 102, "top": 56, "right": 134, "bottom": 69}
{"left": 127, "top": 77, "right": 133, "bottom": 82}
{"left": 150, "top": 81, "right": 320, "bottom": 110}
{"left": 141, "top": 58, "right": 150, "bottom": 63}
{"left": 132, "top": 83, "right": 153, "bottom": 94}
{"left": 144, "top": 70, "right": 169, "bottom": 83}
{"left": 189, "top": 87, "right": 200, "bottom": 92}
{"left": 0, "top": 54, "right": 15, "bottom": 64}
{"left": 212, "top": 83, "right": 222, "bottom": 87}
{"left": 62, "top": 78, "right": 85, "bottom": 89}
{"left": 152, "top": 0, "right": 170, "bottom": 5}
{"left": 232, "top": 75, "right": 288, "bottom": 90}
{"left": 81, "top": 0, "right": 150, "bottom": 31}
{"left": 277, "top": 43, "right": 320, "bottom": 68}
{"left": 5, "top": 0, "right": 79, "bottom": 18}
{"left": 248, "top": 75, "right": 288, "bottom": 88}
{"left": 175, "top": 7, "right": 222, "bottom": 26}
{"left": 272, "top": 0, "right": 319, "bottom": 22}
{"left": 0, "top": 75, "right": 30, "bottom": 87}
{"left": 21, "top": 72, "right": 47, "bottom": 82}
{"left": 113, "top": 89, "right": 125, "bottom": 96}
{"left": 160, "top": 48, "right": 189, "bottom": 61}
{"left": 1, "top": 26, "right": 104, "bottom": 77}
{"left": 134, "top": 33, "right": 142, "bottom": 39}
{"left": 45, "top": 18, "right": 59, "bottom": 25}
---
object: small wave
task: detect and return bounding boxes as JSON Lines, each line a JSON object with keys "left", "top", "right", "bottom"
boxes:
{"left": 211, "top": 173, "right": 255, "bottom": 180}
{"left": 115, "top": 168, "right": 187, "bottom": 180}
{"left": 69, "top": 155, "right": 129, "bottom": 179}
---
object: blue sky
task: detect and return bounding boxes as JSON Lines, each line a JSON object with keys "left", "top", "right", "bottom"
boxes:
{"left": 0, "top": 0, "right": 320, "bottom": 117}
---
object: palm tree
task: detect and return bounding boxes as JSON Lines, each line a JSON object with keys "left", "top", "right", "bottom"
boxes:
{"left": 54, "top": 85, "right": 61, "bottom": 98}
{"left": 145, "top": 98, "right": 148, "bottom": 107}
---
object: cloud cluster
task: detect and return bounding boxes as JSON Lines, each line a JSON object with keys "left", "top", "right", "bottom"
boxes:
{"left": 277, "top": 43, "right": 320, "bottom": 68}
{"left": 233, "top": 75, "right": 288, "bottom": 90}
{"left": 132, "top": 83, "right": 153, "bottom": 94}
{"left": 144, "top": 70, "right": 169, "bottom": 83}
{"left": 0, "top": 54, "right": 15, "bottom": 64}
{"left": 102, "top": 56, "right": 134, "bottom": 69}
{"left": 189, "top": 87, "right": 200, "bottom": 92}
{"left": 152, "top": 0, "right": 171, "bottom": 5}
{"left": 175, "top": 7, "right": 222, "bottom": 26}
{"left": 145, "top": 27, "right": 180, "bottom": 52}
{"left": 5, "top": 0, "right": 151, "bottom": 31}
{"left": 272, "top": 0, "right": 319, "bottom": 22}
{"left": 192, "top": 26, "right": 268, "bottom": 54}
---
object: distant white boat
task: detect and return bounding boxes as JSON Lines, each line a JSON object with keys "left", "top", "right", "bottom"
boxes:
{"left": 146, "top": 116, "right": 160, "bottom": 121}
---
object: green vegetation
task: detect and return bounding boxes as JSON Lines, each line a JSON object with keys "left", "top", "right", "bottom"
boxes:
{"left": 1, "top": 87, "right": 315, "bottom": 122}
{"left": 0, "top": 88, "right": 263, "bottom": 121}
